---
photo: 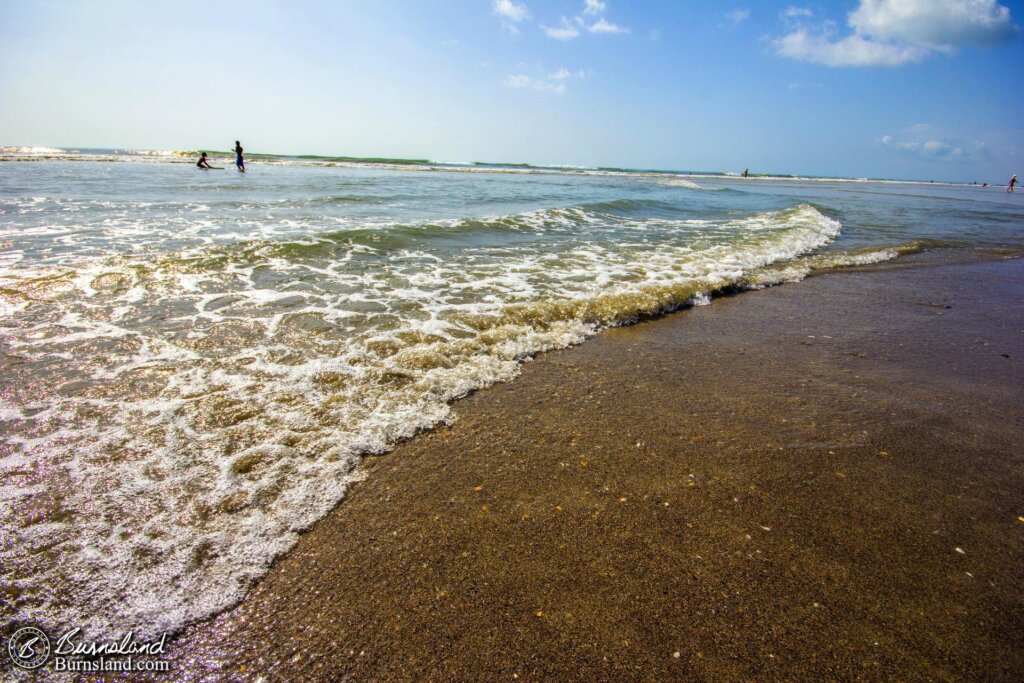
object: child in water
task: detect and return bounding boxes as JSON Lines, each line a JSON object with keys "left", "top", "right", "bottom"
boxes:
{"left": 196, "top": 152, "right": 212, "bottom": 169}
{"left": 234, "top": 141, "right": 245, "bottom": 172}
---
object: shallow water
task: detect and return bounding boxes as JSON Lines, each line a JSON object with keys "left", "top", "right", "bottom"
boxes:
{"left": 1, "top": 155, "right": 1022, "bottom": 638}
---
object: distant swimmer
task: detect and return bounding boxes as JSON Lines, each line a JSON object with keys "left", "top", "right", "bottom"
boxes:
{"left": 742, "top": 168, "right": 749, "bottom": 178}
{"left": 234, "top": 140, "right": 245, "bottom": 172}
{"left": 196, "top": 152, "right": 212, "bottom": 169}
{"left": 1008, "top": 175, "right": 1017, "bottom": 193}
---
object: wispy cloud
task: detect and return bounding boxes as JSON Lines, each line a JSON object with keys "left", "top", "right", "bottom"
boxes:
{"left": 881, "top": 136, "right": 964, "bottom": 158}
{"left": 782, "top": 6, "right": 813, "bottom": 20}
{"left": 492, "top": 0, "right": 529, "bottom": 23}
{"left": 879, "top": 126, "right": 992, "bottom": 161}
{"left": 588, "top": 16, "right": 629, "bottom": 34}
{"left": 540, "top": 1, "right": 630, "bottom": 39}
{"left": 503, "top": 67, "right": 584, "bottom": 95}
{"left": 504, "top": 74, "right": 533, "bottom": 88}
{"left": 542, "top": 17, "right": 581, "bottom": 40}
{"left": 775, "top": 29, "right": 930, "bottom": 66}
{"left": 774, "top": 0, "right": 1015, "bottom": 67}
{"left": 725, "top": 9, "right": 751, "bottom": 25}
{"left": 786, "top": 80, "right": 821, "bottom": 90}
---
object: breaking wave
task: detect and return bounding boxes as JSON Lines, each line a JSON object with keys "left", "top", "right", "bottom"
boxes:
{"left": 0, "top": 200, "right": 925, "bottom": 641}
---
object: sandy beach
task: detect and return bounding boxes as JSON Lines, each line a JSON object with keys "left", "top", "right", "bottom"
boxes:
{"left": 131, "top": 254, "right": 1024, "bottom": 682}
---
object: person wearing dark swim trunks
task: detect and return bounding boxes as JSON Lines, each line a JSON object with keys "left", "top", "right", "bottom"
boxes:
{"left": 234, "top": 140, "right": 245, "bottom": 172}
{"left": 197, "top": 152, "right": 212, "bottom": 169}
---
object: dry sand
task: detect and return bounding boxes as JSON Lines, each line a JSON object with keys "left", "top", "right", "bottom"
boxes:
{"left": 145, "top": 256, "right": 1023, "bottom": 682}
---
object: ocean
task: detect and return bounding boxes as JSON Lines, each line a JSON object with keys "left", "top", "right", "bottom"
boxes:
{"left": 1, "top": 147, "right": 1022, "bottom": 639}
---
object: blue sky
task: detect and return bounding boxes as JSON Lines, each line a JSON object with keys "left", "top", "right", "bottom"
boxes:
{"left": 1, "top": 0, "right": 1021, "bottom": 181}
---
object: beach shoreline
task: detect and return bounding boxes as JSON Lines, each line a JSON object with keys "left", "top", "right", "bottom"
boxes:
{"left": 132, "top": 255, "right": 1024, "bottom": 682}
{"left": 0, "top": 149, "right": 990, "bottom": 187}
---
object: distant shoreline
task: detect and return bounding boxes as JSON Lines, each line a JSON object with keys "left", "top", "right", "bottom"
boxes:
{"left": 0, "top": 145, "right": 991, "bottom": 187}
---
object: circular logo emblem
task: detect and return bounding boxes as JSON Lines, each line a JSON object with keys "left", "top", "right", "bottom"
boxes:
{"left": 7, "top": 627, "right": 50, "bottom": 670}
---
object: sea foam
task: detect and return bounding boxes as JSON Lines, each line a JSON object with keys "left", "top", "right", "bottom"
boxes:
{"left": 4, "top": 158, "right": 955, "bottom": 642}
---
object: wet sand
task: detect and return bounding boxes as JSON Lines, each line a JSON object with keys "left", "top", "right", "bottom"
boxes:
{"left": 157, "top": 256, "right": 1023, "bottom": 682}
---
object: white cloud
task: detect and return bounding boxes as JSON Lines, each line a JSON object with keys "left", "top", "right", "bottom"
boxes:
{"left": 850, "top": 0, "right": 1015, "bottom": 48}
{"left": 543, "top": 17, "right": 581, "bottom": 40}
{"left": 783, "top": 6, "right": 813, "bottom": 19}
{"left": 879, "top": 128, "right": 992, "bottom": 161}
{"left": 588, "top": 17, "right": 629, "bottom": 34}
{"left": 775, "top": 0, "right": 1015, "bottom": 67}
{"left": 726, "top": 9, "right": 751, "bottom": 25}
{"left": 542, "top": 1, "right": 629, "bottom": 39}
{"left": 504, "top": 74, "right": 533, "bottom": 88}
{"left": 775, "top": 28, "right": 929, "bottom": 66}
{"left": 493, "top": 0, "right": 529, "bottom": 22}
{"left": 922, "top": 140, "right": 961, "bottom": 156}
{"left": 504, "top": 75, "right": 565, "bottom": 94}
{"left": 504, "top": 67, "right": 584, "bottom": 95}
{"left": 882, "top": 137, "right": 964, "bottom": 157}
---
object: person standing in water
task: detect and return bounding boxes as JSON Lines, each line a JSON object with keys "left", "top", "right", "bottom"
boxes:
{"left": 234, "top": 140, "right": 245, "bottom": 172}
{"left": 1008, "top": 174, "right": 1017, "bottom": 193}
